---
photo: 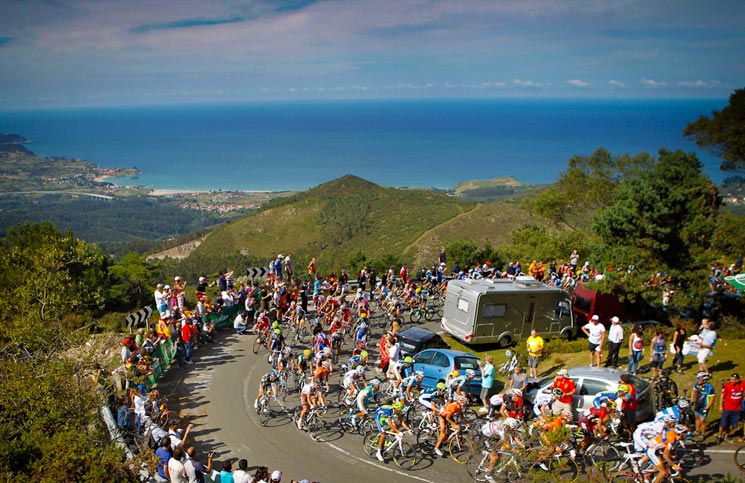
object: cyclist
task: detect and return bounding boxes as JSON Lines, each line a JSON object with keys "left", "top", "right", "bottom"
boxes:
{"left": 314, "top": 330, "right": 330, "bottom": 354}
{"left": 314, "top": 348, "right": 333, "bottom": 392}
{"left": 354, "top": 378, "right": 381, "bottom": 429}
{"left": 399, "top": 370, "right": 424, "bottom": 401}
{"left": 532, "top": 389, "right": 555, "bottom": 421}
{"left": 446, "top": 369, "right": 477, "bottom": 401}
{"left": 634, "top": 417, "right": 684, "bottom": 483}
{"left": 296, "top": 349, "right": 312, "bottom": 375}
{"left": 691, "top": 371, "right": 715, "bottom": 436}
{"left": 433, "top": 395, "right": 469, "bottom": 457}
{"left": 277, "top": 346, "right": 294, "bottom": 372}
{"left": 254, "top": 370, "right": 279, "bottom": 410}
{"left": 374, "top": 400, "right": 411, "bottom": 462}
{"left": 393, "top": 356, "right": 415, "bottom": 390}
{"left": 418, "top": 382, "right": 447, "bottom": 425}
{"left": 579, "top": 399, "right": 613, "bottom": 445}
{"left": 342, "top": 366, "right": 366, "bottom": 402}
{"left": 346, "top": 349, "right": 368, "bottom": 372}
{"left": 297, "top": 380, "right": 322, "bottom": 430}
{"left": 269, "top": 328, "right": 285, "bottom": 364}
{"left": 655, "top": 398, "right": 691, "bottom": 424}
{"left": 480, "top": 417, "right": 525, "bottom": 480}
{"left": 254, "top": 310, "right": 270, "bottom": 336}
{"left": 500, "top": 388, "right": 525, "bottom": 420}
{"left": 354, "top": 319, "right": 370, "bottom": 349}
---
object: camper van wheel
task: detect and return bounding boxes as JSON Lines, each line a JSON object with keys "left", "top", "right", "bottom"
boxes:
{"left": 498, "top": 336, "right": 512, "bottom": 349}
{"left": 560, "top": 328, "right": 574, "bottom": 341}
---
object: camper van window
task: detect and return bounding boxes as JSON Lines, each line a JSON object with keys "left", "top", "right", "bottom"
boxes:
{"left": 556, "top": 300, "right": 571, "bottom": 318}
{"left": 457, "top": 298, "right": 469, "bottom": 313}
{"left": 483, "top": 304, "right": 507, "bottom": 318}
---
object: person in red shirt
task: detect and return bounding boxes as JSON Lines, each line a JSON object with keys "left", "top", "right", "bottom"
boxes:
{"left": 718, "top": 373, "right": 745, "bottom": 444}
{"left": 550, "top": 369, "right": 576, "bottom": 419}
{"left": 399, "top": 264, "right": 408, "bottom": 285}
{"left": 618, "top": 373, "right": 638, "bottom": 432}
{"left": 181, "top": 319, "right": 193, "bottom": 363}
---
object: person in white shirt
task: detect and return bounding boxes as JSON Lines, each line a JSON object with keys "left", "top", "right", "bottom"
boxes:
{"left": 605, "top": 316, "right": 624, "bottom": 368}
{"left": 233, "top": 458, "right": 253, "bottom": 483}
{"left": 582, "top": 315, "right": 606, "bottom": 367}
{"left": 167, "top": 447, "right": 188, "bottom": 483}
{"left": 155, "top": 283, "right": 167, "bottom": 315}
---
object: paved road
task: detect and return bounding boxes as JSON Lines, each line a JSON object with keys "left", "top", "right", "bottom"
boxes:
{"left": 156, "top": 318, "right": 743, "bottom": 482}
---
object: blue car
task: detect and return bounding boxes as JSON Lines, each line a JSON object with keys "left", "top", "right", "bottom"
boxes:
{"left": 412, "top": 348, "right": 483, "bottom": 396}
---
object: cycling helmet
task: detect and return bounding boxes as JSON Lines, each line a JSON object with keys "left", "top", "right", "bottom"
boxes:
{"left": 273, "top": 328, "right": 281, "bottom": 334}
{"left": 617, "top": 384, "right": 629, "bottom": 393}
{"left": 662, "top": 415, "right": 676, "bottom": 424}
{"left": 552, "top": 387, "right": 565, "bottom": 397}
{"left": 673, "top": 424, "right": 689, "bottom": 435}
{"left": 357, "top": 366, "right": 366, "bottom": 375}
{"left": 369, "top": 378, "right": 381, "bottom": 386}
{"left": 696, "top": 371, "right": 711, "bottom": 380}
{"left": 436, "top": 382, "right": 447, "bottom": 391}
{"left": 504, "top": 417, "right": 519, "bottom": 429}
{"left": 269, "top": 370, "right": 277, "bottom": 377}
{"left": 677, "top": 399, "right": 690, "bottom": 410}
{"left": 415, "top": 370, "right": 424, "bottom": 378}
{"left": 360, "top": 350, "right": 369, "bottom": 359}
{"left": 403, "top": 356, "right": 414, "bottom": 364}
{"left": 392, "top": 400, "right": 405, "bottom": 410}
{"left": 465, "top": 369, "right": 476, "bottom": 377}
{"left": 303, "top": 349, "right": 311, "bottom": 358}
{"left": 607, "top": 399, "right": 617, "bottom": 408}
{"left": 450, "top": 370, "right": 459, "bottom": 378}
{"left": 512, "top": 388, "right": 523, "bottom": 397}
{"left": 323, "top": 347, "right": 331, "bottom": 355}
{"left": 272, "top": 321, "right": 280, "bottom": 329}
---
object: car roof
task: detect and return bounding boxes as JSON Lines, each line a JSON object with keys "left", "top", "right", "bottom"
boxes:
{"left": 398, "top": 326, "right": 438, "bottom": 340}
{"left": 415, "top": 348, "right": 478, "bottom": 359}
{"left": 567, "top": 366, "right": 628, "bottom": 379}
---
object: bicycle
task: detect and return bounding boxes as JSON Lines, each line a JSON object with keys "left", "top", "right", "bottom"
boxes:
{"left": 337, "top": 407, "right": 374, "bottom": 435}
{"left": 651, "top": 368, "right": 679, "bottom": 411}
{"left": 734, "top": 444, "right": 745, "bottom": 473}
{"left": 416, "top": 425, "right": 475, "bottom": 464}
{"left": 609, "top": 442, "right": 690, "bottom": 483}
{"left": 276, "top": 370, "right": 290, "bottom": 401}
{"left": 252, "top": 330, "right": 269, "bottom": 355}
{"left": 409, "top": 304, "right": 435, "bottom": 323}
{"left": 362, "top": 430, "right": 418, "bottom": 469}
{"left": 467, "top": 446, "right": 530, "bottom": 482}
{"left": 293, "top": 405, "right": 329, "bottom": 442}
{"left": 255, "top": 393, "right": 272, "bottom": 426}
{"left": 498, "top": 349, "right": 523, "bottom": 376}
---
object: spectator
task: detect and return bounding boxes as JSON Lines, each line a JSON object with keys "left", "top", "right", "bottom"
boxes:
{"left": 627, "top": 324, "right": 644, "bottom": 375}
{"left": 582, "top": 315, "right": 606, "bottom": 367}
{"left": 220, "top": 460, "right": 235, "bottom": 483}
{"left": 233, "top": 459, "right": 252, "bottom": 483}
{"left": 202, "top": 319, "right": 216, "bottom": 342}
{"left": 155, "top": 283, "right": 167, "bottom": 315}
{"left": 718, "top": 373, "right": 744, "bottom": 444}
{"left": 184, "top": 446, "right": 213, "bottom": 483}
{"left": 605, "top": 316, "right": 623, "bottom": 368}
{"left": 254, "top": 466, "right": 270, "bottom": 483}
{"left": 650, "top": 328, "right": 668, "bottom": 378}
{"left": 155, "top": 437, "right": 172, "bottom": 482}
{"left": 476, "top": 355, "right": 494, "bottom": 412}
{"left": 671, "top": 321, "right": 687, "bottom": 374}
{"left": 526, "top": 329, "right": 544, "bottom": 378}
{"left": 167, "top": 447, "right": 187, "bottom": 483}
{"left": 181, "top": 319, "right": 193, "bottom": 364}
{"left": 234, "top": 312, "right": 249, "bottom": 335}
{"left": 508, "top": 365, "right": 527, "bottom": 395}
{"left": 550, "top": 369, "right": 576, "bottom": 419}
{"left": 168, "top": 422, "right": 193, "bottom": 448}
{"left": 270, "top": 470, "right": 283, "bottom": 482}
{"left": 698, "top": 318, "right": 718, "bottom": 373}
{"left": 618, "top": 373, "right": 637, "bottom": 432}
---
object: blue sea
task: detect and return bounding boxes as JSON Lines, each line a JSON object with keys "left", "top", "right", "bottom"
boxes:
{"left": 0, "top": 99, "right": 728, "bottom": 191}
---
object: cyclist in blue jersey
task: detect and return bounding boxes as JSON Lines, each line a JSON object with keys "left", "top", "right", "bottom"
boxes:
{"left": 399, "top": 371, "right": 424, "bottom": 401}
{"left": 373, "top": 400, "right": 411, "bottom": 461}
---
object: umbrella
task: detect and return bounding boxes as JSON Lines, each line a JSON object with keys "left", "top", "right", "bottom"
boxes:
{"left": 725, "top": 274, "right": 745, "bottom": 291}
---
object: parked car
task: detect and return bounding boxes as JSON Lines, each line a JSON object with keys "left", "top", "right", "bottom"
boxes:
{"left": 525, "top": 366, "right": 652, "bottom": 423}
{"left": 397, "top": 326, "right": 449, "bottom": 359}
{"left": 412, "top": 348, "right": 482, "bottom": 397}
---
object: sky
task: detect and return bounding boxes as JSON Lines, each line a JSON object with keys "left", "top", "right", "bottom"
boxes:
{"left": 0, "top": 0, "right": 744, "bottom": 109}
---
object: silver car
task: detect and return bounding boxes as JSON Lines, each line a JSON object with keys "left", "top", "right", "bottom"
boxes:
{"left": 526, "top": 366, "right": 652, "bottom": 422}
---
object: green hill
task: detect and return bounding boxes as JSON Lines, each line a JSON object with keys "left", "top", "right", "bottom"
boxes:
{"left": 189, "top": 175, "right": 551, "bottom": 272}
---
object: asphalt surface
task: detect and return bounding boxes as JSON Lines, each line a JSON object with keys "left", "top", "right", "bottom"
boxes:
{"left": 155, "top": 317, "right": 744, "bottom": 483}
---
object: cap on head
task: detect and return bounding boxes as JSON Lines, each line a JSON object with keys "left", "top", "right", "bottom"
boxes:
{"left": 591, "top": 315, "right": 600, "bottom": 322}
{"left": 271, "top": 470, "right": 282, "bottom": 481}
{"left": 512, "top": 388, "right": 523, "bottom": 397}
{"left": 557, "top": 369, "right": 569, "bottom": 377}
{"left": 733, "top": 373, "right": 741, "bottom": 380}
{"left": 611, "top": 316, "right": 620, "bottom": 323}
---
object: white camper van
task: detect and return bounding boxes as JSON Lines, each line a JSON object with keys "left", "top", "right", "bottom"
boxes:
{"left": 440, "top": 277, "right": 574, "bottom": 346}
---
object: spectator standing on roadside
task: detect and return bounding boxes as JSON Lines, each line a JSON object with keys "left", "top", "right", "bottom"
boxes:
{"left": 618, "top": 373, "right": 638, "bottom": 432}
{"left": 400, "top": 264, "right": 408, "bottom": 285}
{"left": 219, "top": 460, "right": 235, "bottom": 483}
{"left": 155, "top": 435, "right": 172, "bottom": 482}
{"left": 569, "top": 249, "right": 579, "bottom": 274}
{"left": 438, "top": 247, "right": 447, "bottom": 265}
{"left": 627, "top": 324, "right": 644, "bottom": 375}
{"left": 698, "top": 318, "right": 718, "bottom": 374}
{"left": 307, "top": 257, "right": 317, "bottom": 280}
{"left": 717, "top": 373, "right": 745, "bottom": 444}
{"left": 671, "top": 322, "right": 687, "bottom": 374}
{"left": 649, "top": 329, "right": 667, "bottom": 378}
{"left": 476, "top": 355, "right": 494, "bottom": 412}
{"left": 155, "top": 283, "right": 167, "bottom": 315}
{"left": 605, "top": 316, "right": 623, "bottom": 368}
{"left": 284, "top": 253, "right": 294, "bottom": 284}
{"left": 526, "top": 329, "right": 544, "bottom": 378}
{"left": 582, "top": 315, "right": 606, "bottom": 367}
{"left": 233, "top": 459, "right": 252, "bottom": 483}
{"left": 181, "top": 319, "right": 193, "bottom": 363}
{"left": 550, "top": 369, "right": 576, "bottom": 418}
{"left": 508, "top": 365, "right": 528, "bottom": 395}
{"left": 167, "top": 447, "right": 187, "bottom": 483}
{"left": 184, "top": 446, "right": 213, "bottom": 483}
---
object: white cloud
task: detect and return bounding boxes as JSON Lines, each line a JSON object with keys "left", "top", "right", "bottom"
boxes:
{"left": 608, "top": 80, "right": 626, "bottom": 88}
{"left": 566, "top": 79, "right": 590, "bottom": 87}
{"left": 641, "top": 78, "right": 667, "bottom": 88}
{"left": 677, "top": 80, "right": 721, "bottom": 88}
{"left": 512, "top": 78, "right": 543, "bottom": 88}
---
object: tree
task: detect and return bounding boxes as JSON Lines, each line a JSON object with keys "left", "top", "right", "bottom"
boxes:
{"left": 107, "top": 252, "right": 159, "bottom": 312}
{"left": 684, "top": 88, "right": 745, "bottom": 174}
{"left": 591, "top": 149, "right": 719, "bottom": 310}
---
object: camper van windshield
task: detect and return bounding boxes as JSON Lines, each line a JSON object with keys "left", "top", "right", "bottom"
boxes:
{"left": 574, "top": 296, "right": 591, "bottom": 312}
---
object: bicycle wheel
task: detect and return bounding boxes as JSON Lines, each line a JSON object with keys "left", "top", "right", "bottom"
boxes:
{"left": 259, "top": 403, "right": 271, "bottom": 426}
{"left": 379, "top": 380, "right": 395, "bottom": 400}
{"left": 549, "top": 455, "right": 579, "bottom": 483}
{"left": 337, "top": 408, "right": 357, "bottom": 433}
{"left": 466, "top": 451, "right": 493, "bottom": 482}
{"left": 252, "top": 335, "right": 265, "bottom": 355}
{"left": 424, "top": 307, "right": 436, "bottom": 321}
{"left": 363, "top": 432, "right": 380, "bottom": 458}
{"left": 307, "top": 415, "right": 327, "bottom": 442}
{"left": 416, "top": 428, "right": 438, "bottom": 456}
{"left": 393, "top": 441, "right": 418, "bottom": 469}
{"left": 735, "top": 445, "right": 745, "bottom": 472}
{"left": 584, "top": 442, "right": 622, "bottom": 476}
{"left": 448, "top": 432, "right": 474, "bottom": 464}
{"left": 610, "top": 471, "right": 638, "bottom": 483}
{"left": 409, "top": 310, "right": 422, "bottom": 324}
{"left": 673, "top": 440, "right": 706, "bottom": 469}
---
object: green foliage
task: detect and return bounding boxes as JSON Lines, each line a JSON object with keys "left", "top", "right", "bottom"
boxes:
{"left": 711, "top": 212, "right": 745, "bottom": 258}
{"left": 107, "top": 252, "right": 160, "bottom": 311}
{"left": 591, "top": 149, "right": 720, "bottom": 312}
{"left": 444, "top": 239, "right": 503, "bottom": 269}
{"left": 684, "top": 88, "right": 745, "bottom": 174}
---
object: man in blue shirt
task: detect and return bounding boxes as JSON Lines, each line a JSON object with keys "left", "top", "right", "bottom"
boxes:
{"left": 477, "top": 355, "right": 494, "bottom": 412}
{"left": 154, "top": 437, "right": 172, "bottom": 481}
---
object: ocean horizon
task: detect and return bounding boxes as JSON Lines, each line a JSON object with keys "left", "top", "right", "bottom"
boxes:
{"left": 0, "top": 98, "right": 728, "bottom": 191}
